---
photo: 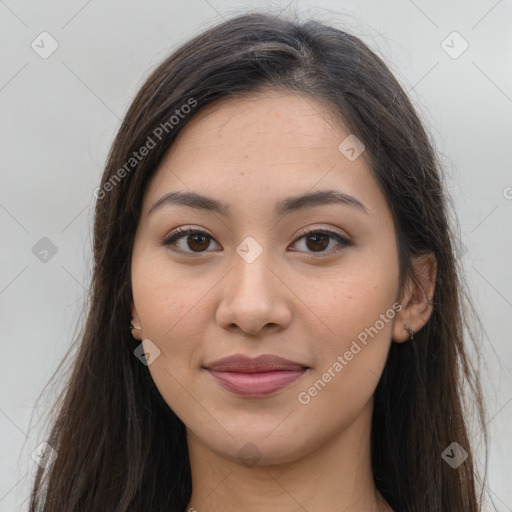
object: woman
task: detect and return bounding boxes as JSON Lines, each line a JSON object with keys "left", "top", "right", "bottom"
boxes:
{"left": 29, "top": 10, "right": 487, "bottom": 512}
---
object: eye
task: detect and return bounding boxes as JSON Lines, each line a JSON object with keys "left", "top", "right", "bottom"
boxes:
{"left": 162, "top": 226, "right": 352, "bottom": 255}
{"left": 162, "top": 227, "right": 221, "bottom": 255}
{"left": 290, "top": 227, "right": 352, "bottom": 254}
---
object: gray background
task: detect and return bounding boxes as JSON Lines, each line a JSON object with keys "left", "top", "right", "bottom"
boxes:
{"left": 1, "top": 1, "right": 511, "bottom": 510}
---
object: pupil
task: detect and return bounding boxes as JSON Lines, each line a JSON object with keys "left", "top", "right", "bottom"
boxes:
{"left": 189, "top": 234, "right": 209, "bottom": 251}
{"left": 307, "top": 234, "right": 328, "bottom": 251}
{"left": 186, "top": 233, "right": 330, "bottom": 252}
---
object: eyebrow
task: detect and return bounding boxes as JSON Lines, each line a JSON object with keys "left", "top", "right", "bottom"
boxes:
{"left": 148, "top": 189, "right": 367, "bottom": 217}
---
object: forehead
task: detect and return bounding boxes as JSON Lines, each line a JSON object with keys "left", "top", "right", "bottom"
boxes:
{"left": 167, "top": 89, "right": 349, "bottom": 158}
{"left": 141, "top": 90, "right": 386, "bottom": 220}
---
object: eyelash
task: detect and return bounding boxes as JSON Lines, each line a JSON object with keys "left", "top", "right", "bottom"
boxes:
{"left": 161, "top": 226, "right": 352, "bottom": 257}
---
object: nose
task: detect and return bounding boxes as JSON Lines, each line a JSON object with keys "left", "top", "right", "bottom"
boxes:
{"left": 215, "top": 247, "right": 293, "bottom": 337}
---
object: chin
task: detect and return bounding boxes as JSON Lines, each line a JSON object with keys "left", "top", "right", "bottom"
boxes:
{"left": 190, "top": 424, "right": 315, "bottom": 467}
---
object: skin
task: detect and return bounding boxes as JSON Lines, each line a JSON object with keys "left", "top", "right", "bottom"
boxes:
{"left": 130, "top": 89, "right": 436, "bottom": 512}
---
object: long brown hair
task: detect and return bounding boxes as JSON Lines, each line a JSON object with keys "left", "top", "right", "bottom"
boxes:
{"left": 28, "top": 10, "right": 487, "bottom": 512}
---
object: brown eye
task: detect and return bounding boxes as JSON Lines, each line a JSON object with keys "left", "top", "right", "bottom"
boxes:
{"left": 163, "top": 228, "right": 220, "bottom": 254}
{"left": 184, "top": 233, "right": 210, "bottom": 252}
{"left": 304, "top": 233, "right": 330, "bottom": 252}
{"left": 163, "top": 227, "right": 352, "bottom": 256}
{"left": 291, "top": 229, "right": 352, "bottom": 254}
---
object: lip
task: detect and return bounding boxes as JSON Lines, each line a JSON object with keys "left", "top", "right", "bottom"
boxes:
{"left": 206, "top": 354, "right": 307, "bottom": 372}
{"left": 204, "top": 354, "right": 309, "bottom": 397}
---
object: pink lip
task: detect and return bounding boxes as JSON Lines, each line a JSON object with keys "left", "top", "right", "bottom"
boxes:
{"left": 204, "top": 354, "right": 309, "bottom": 397}
{"left": 208, "top": 369, "right": 307, "bottom": 396}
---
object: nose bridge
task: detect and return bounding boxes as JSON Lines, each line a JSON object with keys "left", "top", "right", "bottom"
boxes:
{"left": 231, "top": 236, "right": 274, "bottom": 301}
{"left": 216, "top": 236, "right": 291, "bottom": 334}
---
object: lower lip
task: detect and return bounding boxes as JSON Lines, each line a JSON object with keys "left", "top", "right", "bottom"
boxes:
{"left": 207, "top": 369, "right": 308, "bottom": 396}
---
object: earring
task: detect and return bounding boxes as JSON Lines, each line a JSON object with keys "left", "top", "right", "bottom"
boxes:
{"left": 407, "top": 328, "right": 414, "bottom": 341}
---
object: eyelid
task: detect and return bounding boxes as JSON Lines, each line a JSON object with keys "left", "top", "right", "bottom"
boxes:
{"left": 162, "top": 224, "right": 352, "bottom": 255}
{"left": 162, "top": 226, "right": 219, "bottom": 256}
{"left": 293, "top": 225, "right": 350, "bottom": 243}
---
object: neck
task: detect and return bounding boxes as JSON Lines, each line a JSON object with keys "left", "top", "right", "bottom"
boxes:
{"left": 185, "top": 400, "right": 392, "bottom": 512}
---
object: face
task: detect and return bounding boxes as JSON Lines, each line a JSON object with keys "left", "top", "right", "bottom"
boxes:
{"left": 130, "top": 89, "right": 405, "bottom": 466}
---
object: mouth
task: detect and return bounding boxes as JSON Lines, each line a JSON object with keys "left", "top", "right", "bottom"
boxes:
{"left": 203, "top": 354, "right": 310, "bottom": 397}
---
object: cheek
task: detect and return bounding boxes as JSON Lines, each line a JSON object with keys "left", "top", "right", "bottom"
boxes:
{"left": 131, "top": 261, "right": 212, "bottom": 419}
{"left": 298, "top": 254, "right": 399, "bottom": 389}
{"left": 132, "top": 261, "right": 211, "bottom": 349}
{"left": 132, "top": 239, "right": 208, "bottom": 326}
{"left": 310, "top": 255, "right": 399, "bottom": 348}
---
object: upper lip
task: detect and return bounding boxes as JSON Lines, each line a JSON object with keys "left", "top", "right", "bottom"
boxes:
{"left": 205, "top": 354, "right": 308, "bottom": 373}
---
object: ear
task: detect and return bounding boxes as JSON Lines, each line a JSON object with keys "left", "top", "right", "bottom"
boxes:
{"left": 392, "top": 252, "right": 437, "bottom": 343}
{"left": 130, "top": 301, "right": 142, "bottom": 340}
